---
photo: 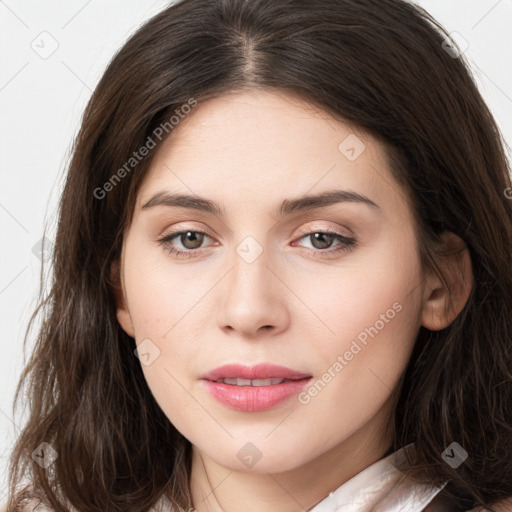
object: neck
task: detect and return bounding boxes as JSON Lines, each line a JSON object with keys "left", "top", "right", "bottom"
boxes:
{"left": 189, "top": 402, "right": 395, "bottom": 512}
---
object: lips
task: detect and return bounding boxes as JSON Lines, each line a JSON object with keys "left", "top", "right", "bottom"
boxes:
{"left": 201, "top": 363, "right": 311, "bottom": 382}
{"left": 200, "top": 364, "right": 312, "bottom": 412}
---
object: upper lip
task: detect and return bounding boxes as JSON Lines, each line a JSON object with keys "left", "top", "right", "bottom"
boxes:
{"left": 201, "top": 364, "right": 311, "bottom": 382}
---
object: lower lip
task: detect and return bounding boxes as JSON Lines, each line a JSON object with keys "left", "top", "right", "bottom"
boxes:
{"left": 201, "top": 378, "right": 311, "bottom": 412}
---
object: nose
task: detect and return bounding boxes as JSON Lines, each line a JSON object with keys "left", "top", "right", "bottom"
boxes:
{"left": 216, "top": 241, "right": 290, "bottom": 338}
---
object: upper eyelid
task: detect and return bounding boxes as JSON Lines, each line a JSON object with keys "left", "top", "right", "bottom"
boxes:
{"left": 161, "top": 218, "right": 354, "bottom": 236}
{"left": 295, "top": 223, "right": 354, "bottom": 237}
{"left": 161, "top": 223, "right": 351, "bottom": 237}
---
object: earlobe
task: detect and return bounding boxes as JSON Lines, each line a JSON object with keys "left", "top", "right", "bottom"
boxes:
{"left": 421, "top": 232, "right": 473, "bottom": 331}
{"left": 110, "top": 259, "right": 135, "bottom": 338}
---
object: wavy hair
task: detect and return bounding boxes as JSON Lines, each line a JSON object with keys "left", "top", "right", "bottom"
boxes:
{"left": 6, "top": 0, "right": 512, "bottom": 511}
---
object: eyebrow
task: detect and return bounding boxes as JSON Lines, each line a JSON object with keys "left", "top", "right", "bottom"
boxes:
{"left": 141, "top": 189, "right": 379, "bottom": 217}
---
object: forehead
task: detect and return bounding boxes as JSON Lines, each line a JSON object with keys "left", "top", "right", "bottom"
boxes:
{"left": 161, "top": 89, "right": 359, "bottom": 154}
{"left": 135, "top": 89, "right": 407, "bottom": 218}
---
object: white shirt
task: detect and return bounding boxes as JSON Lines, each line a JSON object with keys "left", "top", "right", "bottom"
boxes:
{"left": 306, "top": 444, "right": 448, "bottom": 511}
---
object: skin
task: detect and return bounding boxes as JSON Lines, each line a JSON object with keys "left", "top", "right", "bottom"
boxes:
{"left": 114, "top": 89, "right": 472, "bottom": 512}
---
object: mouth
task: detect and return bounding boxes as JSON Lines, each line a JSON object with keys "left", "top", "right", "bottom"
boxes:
{"left": 214, "top": 377, "right": 296, "bottom": 386}
{"left": 200, "top": 364, "right": 312, "bottom": 412}
{"left": 201, "top": 363, "right": 311, "bottom": 382}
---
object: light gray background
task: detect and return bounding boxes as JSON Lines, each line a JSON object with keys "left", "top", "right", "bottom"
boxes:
{"left": 1, "top": 0, "right": 511, "bottom": 500}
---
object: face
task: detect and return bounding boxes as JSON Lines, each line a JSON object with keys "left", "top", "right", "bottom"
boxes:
{"left": 115, "top": 89, "right": 432, "bottom": 474}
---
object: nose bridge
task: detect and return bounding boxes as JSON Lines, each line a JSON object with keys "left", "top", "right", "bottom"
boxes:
{"left": 235, "top": 234, "right": 266, "bottom": 267}
{"left": 216, "top": 231, "right": 287, "bottom": 334}
{"left": 229, "top": 233, "right": 271, "bottom": 297}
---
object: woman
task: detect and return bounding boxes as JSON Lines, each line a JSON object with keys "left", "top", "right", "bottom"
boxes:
{"left": 4, "top": 0, "right": 512, "bottom": 511}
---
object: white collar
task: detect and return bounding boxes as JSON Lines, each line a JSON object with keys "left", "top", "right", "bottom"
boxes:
{"left": 308, "top": 444, "right": 447, "bottom": 512}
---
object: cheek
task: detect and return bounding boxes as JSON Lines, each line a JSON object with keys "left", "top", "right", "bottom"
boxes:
{"left": 289, "top": 286, "right": 422, "bottom": 459}
{"left": 122, "top": 240, "right": 209, "bottom": 342}
{"left": 292, "top": 239, "right": 423, "bottom": 401}
{"left": 121, "top": 244, "right": 205, "bottom": 414}
{"left": 139, "top": 361, "right": 212, "bottom": 448}
{"left": 292, "top": 234, "right": 422, "bottom": 341}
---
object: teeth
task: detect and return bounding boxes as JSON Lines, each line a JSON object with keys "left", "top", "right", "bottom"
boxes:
{"left": 252, "top": 378, "right": 285, "bottom": 386}
{"left": 218, "top": 378, "right": 286, "bottom": 386}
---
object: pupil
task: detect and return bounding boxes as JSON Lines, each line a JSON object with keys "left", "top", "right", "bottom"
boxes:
{"left": 312, "top": 233, "right": 333, "bottom": 249}
{"left": 183, "top": 231, "right": 203, "bottom": 249}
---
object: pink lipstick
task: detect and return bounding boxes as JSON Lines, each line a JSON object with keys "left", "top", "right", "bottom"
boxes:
{"left": 200, "top": 364, "right": 312, "bottom": 412}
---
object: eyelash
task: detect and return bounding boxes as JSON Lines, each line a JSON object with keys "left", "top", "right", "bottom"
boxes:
{"left": 157, "top": 227, "right": 357, "bottom": 259}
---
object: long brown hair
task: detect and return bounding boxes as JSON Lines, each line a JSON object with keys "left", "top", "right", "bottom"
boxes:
{"left": 6, "top": 0, "right": 512, "bottom": 511}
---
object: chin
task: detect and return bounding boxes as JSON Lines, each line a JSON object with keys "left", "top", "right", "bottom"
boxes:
{"left": 200, "top": 438, "right": 317, "bottom": 474}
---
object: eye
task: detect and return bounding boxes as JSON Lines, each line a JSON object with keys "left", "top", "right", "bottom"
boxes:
{"left": 293, "top": 229, "right": 357, "bottom": 256}
{"left": 158, "top": 227, "right": 357, "bottom": 259}
{"left": 158, "top": 230, "right": 215, "bottom": 258}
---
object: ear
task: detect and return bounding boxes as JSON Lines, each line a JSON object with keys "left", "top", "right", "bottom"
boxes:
{"left": 421, "top": 231, "right": 473, "bottom": 331}
{"left": 110, "top": 259, "right": 135, "bottom": 338}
